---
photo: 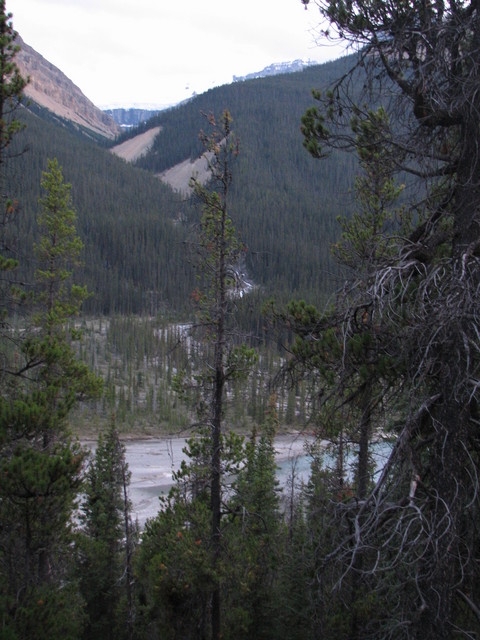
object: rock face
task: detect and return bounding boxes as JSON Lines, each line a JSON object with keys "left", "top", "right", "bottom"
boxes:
{"left": 16, "top": 36, "right": 120, "bottom": 139}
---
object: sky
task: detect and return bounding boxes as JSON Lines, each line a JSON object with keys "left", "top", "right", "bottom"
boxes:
{"left": 7, "top": 0, "right": 348, "bottom": 109}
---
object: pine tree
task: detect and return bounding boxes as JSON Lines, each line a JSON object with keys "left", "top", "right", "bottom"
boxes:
{"left": 300, "top": 2, "right": 480, "bottom": 635}
{"left": 268, "top": 106, "right": 408, "bottom": 639}
{"left": 135, "top": 429, "right": 245, "bottom": 640}
{"left": 226, "top": 395, "right": 282, "bottom": 638}
{"left": 187, "top": 110, "right": 256, "bottom": 638}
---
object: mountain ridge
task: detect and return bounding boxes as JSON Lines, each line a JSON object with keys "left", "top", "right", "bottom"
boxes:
{"left": 16, "top": 35, "right": 120, "bottom": 139}
{"left": 232, "top": 58, "right": 318, "bottom": 82}
{"left": 104, "top": 60, "right": 320, "bottom": 127}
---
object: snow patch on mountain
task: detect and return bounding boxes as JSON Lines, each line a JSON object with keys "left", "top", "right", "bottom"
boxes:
{"left": 233, "top": 59, "right": 318, "bottom": 82}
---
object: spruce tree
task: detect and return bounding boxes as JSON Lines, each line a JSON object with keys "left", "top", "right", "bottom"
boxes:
{"left": 186, "top": 110, "right": 256, "bottom": 638}
{"left": 135, "top": 429, "right": 246, "bottom": 640}
{"left": 0, "top": 0, "right": 27, "bottom": 238}
{"left": 0, "top": 0, "right": 27, "bottom": 334}
{"left": 226, "top": 395, "right": 282, "bottom": 638}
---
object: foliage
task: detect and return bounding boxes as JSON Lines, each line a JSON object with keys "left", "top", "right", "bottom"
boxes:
{"left": 0, "top": 158, "right": 101, "bottom": 639}
{"left": 189, "top": 110, "right": 248, "bottom": 640}
{"left": 18, "top": 159, "right": 102, "bottom": 425}
{"left": 224, "top": 396, "right": 282, "bottom": 639}
{"left": 4, "top": 2, "right": 480, "bottom": 637}
{"left": 77, "top": 419, "right": 137, "bottom": 640}
{"left": 11, "top": 54, "right": 363, "bottom": 321}
{"left": 0, "top": 0, "right": 27, "bottom": 323}
{"left": 0, "top": 1, "right": 27, "bottom": 161}
{"left": 10, "top": 107, "right": 192, "bottom": 316}
{"left": 136, "top": 404, "right": 286, "bottom": 640}
{"left": 296, "top": 1, "right": 480, "bottom": 637}
{"left": 135, "top": 427, "right": 245, "bottom": 640}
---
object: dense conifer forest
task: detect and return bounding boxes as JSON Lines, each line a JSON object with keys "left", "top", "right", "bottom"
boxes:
{"left": 11, "top": 108, "right": 194, "bottom": 315}
{"left": 2, "top": 1, "right": 480, "bottom": 638}
{"left": 12, "top": 54, "right": 363, "bottom": 320}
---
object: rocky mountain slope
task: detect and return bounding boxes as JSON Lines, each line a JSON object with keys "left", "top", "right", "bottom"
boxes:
{"left": 110, "top": 126, "right": 162, "bottom": 162}
{"left": 16, "top": 36, "right": 120, "bottom": 139}
{"left": 232, "top": 59, "right": 317, "bottom": 82}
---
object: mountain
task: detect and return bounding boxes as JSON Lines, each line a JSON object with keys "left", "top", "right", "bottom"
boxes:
{"left": 110, "top": 126, "right": 163, "bottom": 162}
{"left": 12, "top": 39, "right": 363, "bottom": 322}
{"left": 115, "top": 56, "right": 360, "bottom": 305}
{"left": 104, "top": 107, "right": 163, "bottom": 128}
{"left": 104, "top": 61, "right": 321, "bottom": 128}
{"left": 232, "top": 59, "right": 318, "bottom": 82}
{"left": 16, "top": 36, "right": 120, "bottom": 140}
{"left": 11, "top": 105, "right": 192, "bottom": 316}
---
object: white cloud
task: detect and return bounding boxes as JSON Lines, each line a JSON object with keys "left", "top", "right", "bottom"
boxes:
{"left": 7, "top": 0, "right": 345, "bottom": 107}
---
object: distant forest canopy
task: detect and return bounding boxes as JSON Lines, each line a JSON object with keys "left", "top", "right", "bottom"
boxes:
{"left": 11, "top": 53, "right": 363, "bottom": 319}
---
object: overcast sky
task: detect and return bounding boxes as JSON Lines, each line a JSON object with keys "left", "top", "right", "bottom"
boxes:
{"left": 7, "top": 0, "right": 347, "bottom": 108}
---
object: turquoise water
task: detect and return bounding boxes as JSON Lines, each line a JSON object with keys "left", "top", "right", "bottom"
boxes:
{"left": 120, "top": 437, "right": 394, "bottom": 526}
{"left": 275, "top": 440, "right": 393, "bottom": 489}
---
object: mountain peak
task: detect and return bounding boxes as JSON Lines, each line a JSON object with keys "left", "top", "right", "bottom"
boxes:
{"left": 232, "top": 59, "right": 317, "bottom": 82}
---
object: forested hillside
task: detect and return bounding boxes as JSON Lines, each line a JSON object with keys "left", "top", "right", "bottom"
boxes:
{"left": 13, "top": 54, "right": 361, "bottom": 320}
{"left": 125, "top": 55, "right": 361, "bottom": 304}
{"left": 12, "top": 107, "right": 195, "bottom": 314}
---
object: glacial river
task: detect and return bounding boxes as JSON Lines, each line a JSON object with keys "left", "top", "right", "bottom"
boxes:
{"left": 83, "top": 434, "right": 392, "bottom": 528}
{"left": 113, "top": 434, "right": 313, "bottom": 528}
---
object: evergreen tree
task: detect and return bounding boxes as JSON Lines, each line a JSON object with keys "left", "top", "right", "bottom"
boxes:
{"left": 184, "top": 110, "right": 256, "bottom": 639}
{"left": 226, "top": 395, "right": 282, "bottom": 638}
{"left": 0, "top": 159, "right": 101, "bottom": 639}
{"left": 77, "top": 419, "right": 137, "bottom": 640}
{"left": 135, "top": 429, "right": 246, "bottom": 640}
{"left": 300, "top": 1, "right": 480, "bottom": 636}
{"left": 0, "top": 0, "right": 27, "bottom": 335}
{"left": 0, "top": 0, "right": 27, "bottom": 235}
{"left": 268, "top": 106, "right": 409, "bottom": 639}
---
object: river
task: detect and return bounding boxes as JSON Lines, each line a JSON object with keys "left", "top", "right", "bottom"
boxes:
{"left": 84, "top": 434, "right": 391, "bottom": 528}
{"left": 114, "top": 434, "right": 312, "bottom": 528}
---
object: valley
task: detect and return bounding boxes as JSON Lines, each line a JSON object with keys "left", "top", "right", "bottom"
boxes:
{"left": 69, "top": 315, "right": 311, "bottom": 437}
{"left": 3, "top": 4, "right": 478, "bottom": 636}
